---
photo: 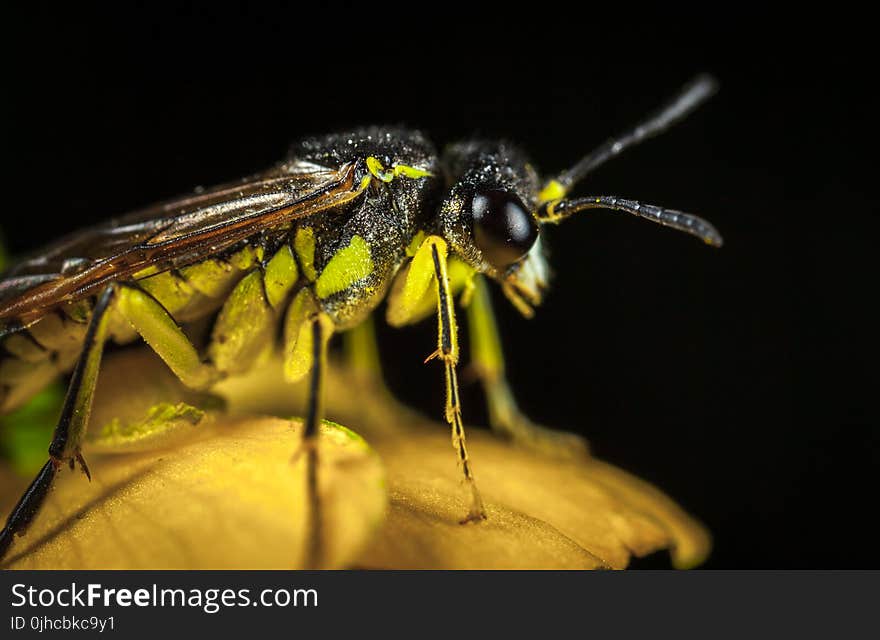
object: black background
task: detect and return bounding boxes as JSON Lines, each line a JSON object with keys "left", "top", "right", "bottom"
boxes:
{"left": 4, "top": 6, "right": 876, "bottom": 568}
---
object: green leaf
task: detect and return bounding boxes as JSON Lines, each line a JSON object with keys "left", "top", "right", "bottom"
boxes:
{"left": 0, "top": 385, "right": 63, "bottom": 475}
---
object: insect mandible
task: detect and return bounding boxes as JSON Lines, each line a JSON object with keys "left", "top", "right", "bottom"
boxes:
{"left": 0, "top": 75, "right": 722, "bottom": 564}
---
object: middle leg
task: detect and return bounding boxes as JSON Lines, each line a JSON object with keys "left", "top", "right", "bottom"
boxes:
{"left": 283, "top": 287, "right": 334, "bottom": 567}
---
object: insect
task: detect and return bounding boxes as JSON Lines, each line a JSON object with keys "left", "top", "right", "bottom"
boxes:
{"left": 0, "top": 75, "right": 722, "bottom": 566}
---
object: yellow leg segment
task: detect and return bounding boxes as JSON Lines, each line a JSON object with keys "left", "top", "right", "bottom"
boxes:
{"left": 466, "top": 276, "right": 590, "bottom": 460}
{"left": 343, "top": 314, "right": 383, "bottom": 380}
{"left": 116, "top": 285, "right": 218, "bottom": 390}
{"left": 281, "top": 287, "right": 335, "bottom": 568}
{"left": 407, "top": 236, "right": 486, "bottom": 523}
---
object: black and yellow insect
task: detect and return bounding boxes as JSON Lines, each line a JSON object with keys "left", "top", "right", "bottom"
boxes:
{"left": 0, "top": 75, "right": 722, "bottom": 563}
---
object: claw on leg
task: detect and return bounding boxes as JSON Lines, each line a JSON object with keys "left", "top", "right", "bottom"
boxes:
{"left": 75, "top": 451, "right": 92, "bottom": 481}
{"left": 460, "top": 476, "right": 487, "bottom": 524}
{"left": 386, "top": 235, "right": 488, "bottom": 525}
{"left": 1, "top": 286, "right": 117, "bottom": 563}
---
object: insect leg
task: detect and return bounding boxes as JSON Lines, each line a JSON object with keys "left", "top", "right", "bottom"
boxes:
{"left": 466, "top": 276, "right": 590, "bottom": 459}
{"left": 386, "top": 254, "right": 475, "bottom": 328}
{"left": 341, "top": 315, "right": 413, "bottom": 435}
{"left": 0, "top": 285, "right": 117, "bottom": 560}
{"left": 414, "top": 237, "right": 486, "bottom": 523}
{"left": 282, "top": 288, "right": 334, "bottom": 568}
{"left": 385, "top": 241, "right": 485, "bottom": 521}
{"left": 209, "top": 269, "right": 277, "bottom": 375}
{"left": 115, "top": 284, "right": 219, "bottom": 389}
{"left": 303, "top": 314, "right": 331, "bottom": 568}
{"left": 343, "top": 314, "right": 383, "bottom": 380}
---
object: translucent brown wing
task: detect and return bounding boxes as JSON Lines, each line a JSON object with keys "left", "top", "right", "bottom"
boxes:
{"left": 0, "top": 160, "right": 363, "bottom": 326}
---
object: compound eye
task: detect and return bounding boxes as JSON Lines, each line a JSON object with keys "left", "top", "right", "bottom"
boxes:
{"left": 468, "top": 189, "right": 539, "bottom": 269}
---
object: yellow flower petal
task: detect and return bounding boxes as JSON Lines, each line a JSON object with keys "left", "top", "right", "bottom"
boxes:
{"left": 0, "top": 352, "right": 387, "bottom": 569}
{"left": 0, "top": 348, "right": 709, "bottom": 569}
{"left": 222, "top": 354, "right": 711, "bottom": 569}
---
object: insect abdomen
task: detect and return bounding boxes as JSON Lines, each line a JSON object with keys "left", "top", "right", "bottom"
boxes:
{"left": 0, "top": 243, "right": 264, "bottom": 413}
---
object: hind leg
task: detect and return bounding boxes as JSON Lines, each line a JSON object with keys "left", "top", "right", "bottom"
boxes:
{"left": 0, "top": 285, "right": 116, "bottom": 560}
{"left": 0, "top": 280, "right": 223, "bottom": 561}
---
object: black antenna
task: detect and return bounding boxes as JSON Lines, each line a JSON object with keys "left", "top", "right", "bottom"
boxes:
{"left": 542, "top": 74, "right": 718, "bottom": 200}
{"left": 538, "top": 195, "right": 723, "bottom": 247}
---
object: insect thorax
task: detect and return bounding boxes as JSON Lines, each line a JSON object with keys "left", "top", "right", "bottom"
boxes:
{"left": 282, "top": 127, "right": 442, "bottom": 326}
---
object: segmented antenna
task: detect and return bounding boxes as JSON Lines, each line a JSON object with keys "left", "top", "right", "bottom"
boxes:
{"left": 538, "top": 195, "right": 723, "bottom": 247}
{"left": 547, "top": 74, "right": 719, "bottom": 197}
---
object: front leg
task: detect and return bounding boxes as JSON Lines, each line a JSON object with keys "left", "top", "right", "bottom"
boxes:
{"left": 387, "top": 236, "right": 486, "bottom": 523}
{"left": 466, "top": 276, "right": 590, "bottom": 460}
